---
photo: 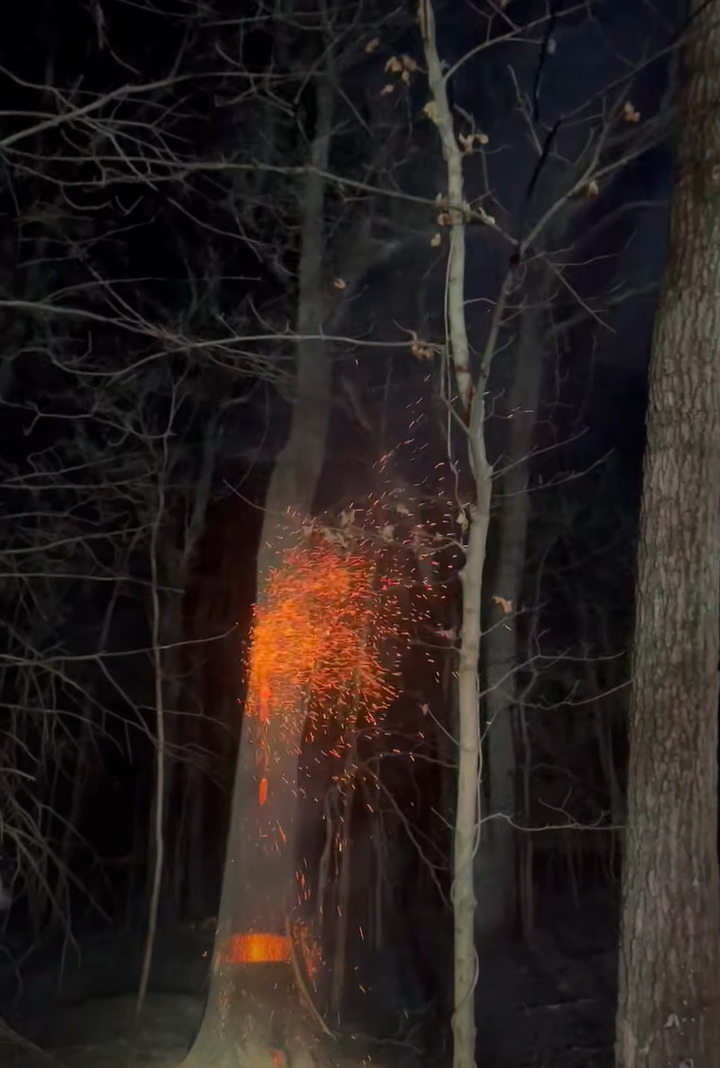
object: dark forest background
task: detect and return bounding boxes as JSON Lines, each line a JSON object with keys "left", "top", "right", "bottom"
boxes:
{"left": 0, "top": 1, "right": 688, "bottom": 1065}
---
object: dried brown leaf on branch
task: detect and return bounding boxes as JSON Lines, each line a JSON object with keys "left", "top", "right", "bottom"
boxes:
{"left": 423, "top": 100, "right": 440, "bottom": 124}
{"left": 492, "top": 595, "right": 513, "bottom": 616}
{"left": 623, "top": 100, "right": 641, "bottom": 123}
{"left": 409, "top": 330, "right": 435, "bottom": 359}
{"left": 458, "top": 131, "right": 489, "bottom": 153}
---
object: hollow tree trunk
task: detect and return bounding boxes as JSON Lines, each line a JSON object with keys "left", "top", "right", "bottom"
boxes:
{"left": 615, "top": 4, "right": 720, "bottom": 1066}
{"left": 184, "top": 73, "right": 334, "bottom": 1068}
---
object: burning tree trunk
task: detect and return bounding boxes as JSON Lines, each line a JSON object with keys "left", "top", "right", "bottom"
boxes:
{"left": 615, "top": 5, "right": 720, "bottom": 1067}
{"left": 185, "top": 73, "right": 335, "bottom": 1068}
{"left": 212, "top": 60, "right": 334, "bottom": 930}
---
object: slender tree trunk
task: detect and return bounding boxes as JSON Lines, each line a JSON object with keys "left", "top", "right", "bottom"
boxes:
{"left": 161, "top": 416, "right": 219, "bottom": 919}
{"left": 476, "top": 274, "right": 546, "bottom": 944}
{"left": 56, "top": 563, "right": 129, "bottom": 927}
{"left": 615, "top": 5, "right": 720, "bottom": 1066}
{"left": 420, "top": 4, "right": 497, "bottom": 1066}
{"left": 330, "top": 748, "right": 355, "bottom": 1018}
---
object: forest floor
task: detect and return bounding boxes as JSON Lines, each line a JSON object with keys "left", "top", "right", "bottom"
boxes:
{"left": 1, "top": 991, "right": 201, "bottom": 1067}
{"left": 0, "top": 889, "right": 618, "bottom": 1068}
{"left": 0, "top": 919, "right": 211, "bottom": 1068}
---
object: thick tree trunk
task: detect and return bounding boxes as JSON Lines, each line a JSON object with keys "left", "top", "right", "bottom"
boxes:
{"left": 615, "top": 5, "right": 720, "bottom": 1066}
{"left": 214, "top": 66, "right": 334, "bottom": 937}
{"left": 185, "top": 76, "right": 334, "bottom": 1068}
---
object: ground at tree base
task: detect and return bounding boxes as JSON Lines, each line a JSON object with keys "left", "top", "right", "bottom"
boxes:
{"left": 0, "top": 975, "right": 615, "bottom": 1068}
{"left": 1, "top": 991, "right": 199, "bottom": 1067}
{"left": 0, "top": 893, "right": 617, "bottom": 1068}
{"left": 0, "top": 992, "right": 422, "bottom": 1068}
{"left": 0, "top": 987, "right": 611, "bottom": 1068}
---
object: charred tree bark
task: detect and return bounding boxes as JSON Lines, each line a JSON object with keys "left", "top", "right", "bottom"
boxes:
{"left": 615, "top": 4, "right": 720, "bottom": 1066}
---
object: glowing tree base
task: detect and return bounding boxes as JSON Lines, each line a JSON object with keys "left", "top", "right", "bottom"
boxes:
{"left": 185, "top": 528, "right": 406, "bottom": 1068}
{"left": 186, "top": 963, "right": 321, "bottom": 1068}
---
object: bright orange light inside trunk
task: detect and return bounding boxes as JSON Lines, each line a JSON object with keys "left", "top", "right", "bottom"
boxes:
{"left": 218, "top": 933, "right": 291, "bottom": 965}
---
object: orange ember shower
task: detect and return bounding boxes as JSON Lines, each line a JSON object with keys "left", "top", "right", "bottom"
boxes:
{"left": 246, "top": 538, "right": 399, "bottom": 804}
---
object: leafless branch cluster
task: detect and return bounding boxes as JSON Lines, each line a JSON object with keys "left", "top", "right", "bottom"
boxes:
{"left": 0, "top": 0, "right": 435, "bottom": 950}
{"left": 0, "top": 10, "right": 679, "bottom": 1035}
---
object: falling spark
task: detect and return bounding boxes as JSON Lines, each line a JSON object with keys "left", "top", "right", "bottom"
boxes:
{"left": 246, "top": 535, "right": 402, "bottom": 749}
{"left": 242, "top": 495, "right": 456, "bottom": 814}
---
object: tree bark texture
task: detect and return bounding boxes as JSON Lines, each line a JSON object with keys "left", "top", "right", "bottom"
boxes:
{"left": 420, "top": 3, "right": 495, "bottom": 1067}
{"left": 615, "top": 4, "right": 720, "bottom": 1066}
{"left": 216, "top": 70, "right": 334, "bottom": 941}
{"left": 185, "top": 75, "right": 334, "bottom": 1068}
{"left": 476, "top": 271, "right": 546, "bottom": 945}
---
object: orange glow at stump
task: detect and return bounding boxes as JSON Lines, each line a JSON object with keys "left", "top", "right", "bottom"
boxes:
{"left": 216, "top": 926, "right": 322, "bottom": 986}
{"left": 218, "top": 933, "right": 292, "bottom": 965}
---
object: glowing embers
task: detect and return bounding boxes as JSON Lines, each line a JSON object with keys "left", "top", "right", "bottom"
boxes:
{"left": 246, "top": 538, "right": 399, "bottom": 746}
{"left": 217, "top": 932, "right": 292, "bottom": 965}
{"left": 293, "top": 914, "right": 322, "bottom": 984}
